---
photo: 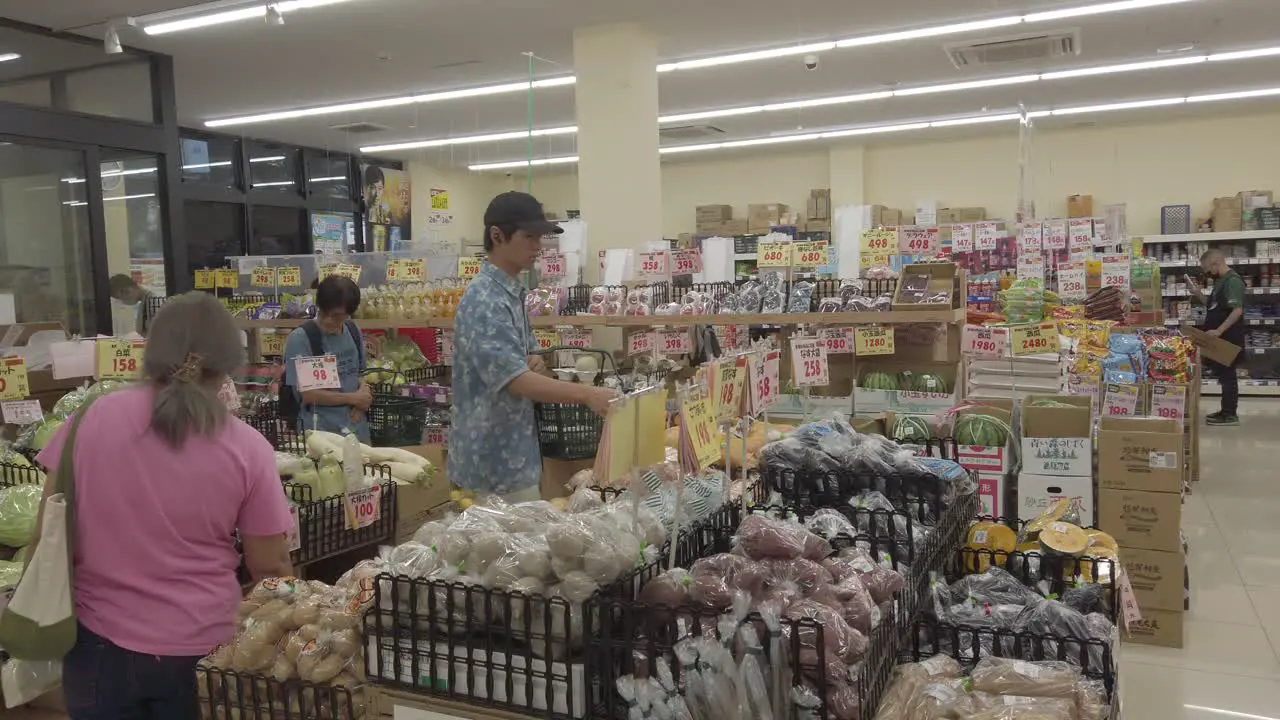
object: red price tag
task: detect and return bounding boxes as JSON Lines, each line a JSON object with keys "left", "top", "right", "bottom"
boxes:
{"left": 897, "top": 227, "right": 940, "bottom": 255}
{"left": 344, "top": 485, "right": 383, "bottom": 530}
{"left": 1043, "top": 219, "right": 1068, "bottom": 250}
{"left": 628, "top": 331, "right": 655, "bottom": 355}
{"left": 657, "top": 329, "right": 690, "bottom": 356}
{"left": 975, "top": 222, "right": 1002, "bottom": 251}
{"left": 790, "top": 337, "right": 829, "bottom": 387}
{"left": 295, "top": 355, "right": 341, "bottom": 391}
{"left": 748, "top": 350, "right": 780, "bottom": 415}
{"left": 963, "top": 325, "right": 1007, "bottom": 358}
{"left": 638, "top": 252, "right": 668, "bottom": 277}
{"left": 818, "top": 327, "right": 853, "bottom": 354}
{"left": 560, "top": 329, "right": 593, "bottom": 349}
{"left": 538, "top": 252, "right": 566, "bottom": 278}
{"left": 421, "top": 426, "right": 449, "bottom": 445}
{"left": 951, "top": 224, "right": 975, "bottom": 253}
{"left": 671, "top": 249, "right": 702, "bottom": 274}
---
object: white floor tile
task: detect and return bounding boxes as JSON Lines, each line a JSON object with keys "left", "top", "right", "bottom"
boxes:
{"left": 1121, "top": 660, "right": 1280, "bottom": 719}
{"left": 1122, "top": 618, "right": 1280, "bottom": 679}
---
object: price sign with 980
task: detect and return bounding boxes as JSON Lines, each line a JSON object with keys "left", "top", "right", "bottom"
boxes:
{"left": 791, "top": 337, "right": 829, "bottom": 387}
{"left": 295, "top": 355, "right": 341, "bottom": 392}
{"left": 818, "top": 328, "right": 854, "bottom": 354}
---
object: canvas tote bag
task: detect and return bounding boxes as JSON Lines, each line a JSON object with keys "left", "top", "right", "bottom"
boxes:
{"left": 0, "top": 398, "right": 95, "bottom": 660}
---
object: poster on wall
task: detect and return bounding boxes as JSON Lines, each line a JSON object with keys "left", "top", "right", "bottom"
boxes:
{"left": 430, "top": 188, "right": 449, "bottom": 211}
{"left": 312, "top": 213, "right": 348, "bottom": 255}
{"left": 362, "top": 165, "right": 412, "bottom": 241}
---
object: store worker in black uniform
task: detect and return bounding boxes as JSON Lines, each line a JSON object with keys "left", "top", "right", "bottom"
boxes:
{"left": 1187, "top": 248, "right": 1246, "bottom": 426}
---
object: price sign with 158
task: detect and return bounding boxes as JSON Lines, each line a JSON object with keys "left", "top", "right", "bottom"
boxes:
{"left": 344, "top": 484, "right": 382, "bottom": 530}
{"left": 1068, "top": 219, "right": 1094, "bottom": 250}
{"left": 1009, "top": 322, "right": 1059, "bottom": 356}
{"left": 854, "top": 326, "right": 895, "bottom": 356}
{"left": 295, "top": 355, "right": 341, "bottom": 392}
{"left": 963, "top": 325, "right": 1006, "bottom": 358}
{"left": 791, "top": 337, "right": 829, "bottom": 387}
{"left": 1103, "top": 383, "right": 1139, "bottom": 417}
{"left": 96, "top": 339, "right": 145, "bottom": 380}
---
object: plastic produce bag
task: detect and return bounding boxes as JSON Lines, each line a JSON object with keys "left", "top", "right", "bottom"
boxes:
{"left": 1, "top": 658, "right": 61, "bottom": 708}
{"left": 949, "top": 567, "right": 1042, "bottom": 607}
{"left": 969, "top": 656, "right": 1081, "bottom": 698}
{"left": 0, "top": 483, "right": 43, "bottom": 547}
{"left": 872, "top": 655, "right": 963, "bottom": 720}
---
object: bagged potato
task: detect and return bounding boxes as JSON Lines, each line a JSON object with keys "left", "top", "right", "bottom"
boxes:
{"left": 970, "top": 657, "right": 1081, "bottom": 699}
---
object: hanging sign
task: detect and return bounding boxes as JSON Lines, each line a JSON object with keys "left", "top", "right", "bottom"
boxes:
{"left": 250, "top": 266, "right": 276, "bottom": 288}
{"left": 1016, "top": 223, "right": 1044, "bottom": 254}
{"left": 1057, "top": 262, "right": 1088, "bottom": 303}
{"left": 194, "top": 270, "right": 216, "bottom": 290}
{"left": 1101, "top": 255, "right": 1131, "bottom": 292}
{"left": 537, "top": 252, "right": 566, "bottom": 279}
{"left": 951, "top": 224, "right": 975, "bottom": 253}
{"left": 671, "top": 249, "right": 702, "bottom": 274}
{"left": 95, "top": 339, "right": 145, "bottom": 380}
{"left": 898, "top": 227, "right": 940, "bottom": 256}
{"left": 637, "top": 252, "right": 668, "bottom": 277}
{"left": 791, "top": 337, "right": 829, "bottom": 387}
{"left": 294, "top": 355, "right": 341, "bottom": 392}
{"left": 792, "top": 241, "right": 830, "bottom": 267}
{"left": 854, "top": 326, "right": 895, "bottom": 356}
{"left": 1009, "top": 322, "right": 1060, "bottom": 357}
{"left": 0, "top": 357, "right": 30, "bottom": 401}
{"left": 974, "top": 222, "right": 1002, "bottom": 251}
{"left": 656, "top": 329, "right": 690, "bottom": 356}
{"left": 1043, "top": 219, "right": 1069, "bottom": 251}
{"left": 458, "top": 257, "right": 483, "bottom": 279}
{"left": 757, "top": 242, "right": 792, "bottom": 268}
{"left": 818, "top": 327, "right": 854, "bottom": 354}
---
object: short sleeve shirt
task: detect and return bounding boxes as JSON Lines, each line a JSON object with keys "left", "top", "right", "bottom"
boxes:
{"left": 283, "top": 323, "right": 370, "bottom": 442}
{"left": 447, "top": 263, "right": 541, "bottom": 494}
{"left": 36, "top": 385, "right": 293, "bottom": 657}
{"left": 1219, "top": 270, "right": 1246, "bottom": 310}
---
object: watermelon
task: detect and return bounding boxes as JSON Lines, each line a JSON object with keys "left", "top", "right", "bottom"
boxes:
{"left": 892, "top": 415, "right": 933, "bottom": 443}
{"left": 910, "top": 372, "right": 950, "bottom": 394}
{"left": 1028, "top": 398, "right": 1075, "bottom": 408}
{"left": 861, "top": 371, "right": 899, "bottom": 391}
{"left": 954, "top": 413, "right": 1010, "bottom": 447}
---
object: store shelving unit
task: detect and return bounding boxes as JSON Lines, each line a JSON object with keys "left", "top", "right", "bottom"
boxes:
{"left": 1201, "top": 378, "right": 1280, "bottom": 396}
{"left": 1142, "top": 229, "right": 1280, "bottom": 244}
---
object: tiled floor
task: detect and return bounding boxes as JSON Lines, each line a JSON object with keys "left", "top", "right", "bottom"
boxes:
{"left": 1121, "top": 398, "right": 1280, "bottom": 719}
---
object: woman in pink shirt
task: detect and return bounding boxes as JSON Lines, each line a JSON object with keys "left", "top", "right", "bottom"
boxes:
{"left": 34, "top": 292, "right": 295, "bottom": 720}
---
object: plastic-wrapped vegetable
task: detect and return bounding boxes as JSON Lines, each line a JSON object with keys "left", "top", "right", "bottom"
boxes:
{"left": 969, "top": 656, "right": 1081, "bottom": 698}
{"left": 949, "top": 567, "right": 1042, "bottom": 607}
{"left": 0, "top": 483, "right": 44, "bottom": 547}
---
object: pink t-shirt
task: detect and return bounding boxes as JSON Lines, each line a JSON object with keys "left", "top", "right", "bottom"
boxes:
{"left": 37, "top": 385, "right": 293, "bottom": 657}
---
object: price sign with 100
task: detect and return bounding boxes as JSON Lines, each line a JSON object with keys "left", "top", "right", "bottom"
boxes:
{"left": 818, "top": 327, "right": 853, "bottom": 354}
{"left": 1010, "top": 322, "right": 1059, "bottom": 356}
{"left": 963, "top": 325, "right": 1006, "bottom": 359}
{"left": 96, "top": 339, "right": 144, "bottom": 380}
{"left": 344, "top": 484, "right": 382, "bottom": 530}
{"left": 0, "top": 357, "right": 30, "bottom": 401}
{"left": 1150, "top": 385, "right": 1186, "bottom": 423}
{"left": 757, "top": 242, "right": 792, "bottom": 268}
{"left": 898, "top": 227, "right": 939, "bottom": 255}
{"left": 1103, "top": 383, "right": 1139, "bottom": 417}
{"left": 791, "top": 337, "right": 829, "bottom": 387}
{"left": 1057, "top": 262, "right": 1087, "bottom": 302}
{"left": 638, "top": 251, "right": 667, "bottom": 277}
{"left": 295, "top": 355, "right": 340, "bottom": 392}
{"left": 1101, "top": 255, "right": 1131, "bottom": 292}
{"left": 854, "top": 326, "right": 895, "bottom": 356}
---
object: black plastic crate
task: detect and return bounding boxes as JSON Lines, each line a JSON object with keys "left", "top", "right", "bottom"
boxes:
{"left": 196, "top": 666, "right": 360, "bottom": 720}
{"left": 364, "top": 551, "right": 669, "bottom": 720}
{"left": 0, "top": 460, "right": 44, "bottom": 488}
{"left": 369, "top": 396, "right": 430, "bottom": 447}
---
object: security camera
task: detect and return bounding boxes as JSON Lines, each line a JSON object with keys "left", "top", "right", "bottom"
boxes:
{"left": 803, "top": 54, "right": 820, "bottom": 71}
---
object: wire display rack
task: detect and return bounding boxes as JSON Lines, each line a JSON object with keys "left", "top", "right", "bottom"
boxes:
{"left": 0, "top": 460, "right": 44, "bottom": 488}
{"left": 195, "top": 666, "right": 360, "bottom": 720}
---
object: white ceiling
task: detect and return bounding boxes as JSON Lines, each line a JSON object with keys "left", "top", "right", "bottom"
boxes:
{"left": 1, "top": 0, "right": 1277, "bottom": 168}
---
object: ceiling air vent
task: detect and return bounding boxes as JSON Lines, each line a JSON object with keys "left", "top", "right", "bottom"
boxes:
{"left": 946, "top": 29, "right": 1080, "bottom": 69}
{"left": 328, "top": 121, "right": 391, "bottom": 134}
{"left": 659, "top": 124, "right": 726, "bottom": 141}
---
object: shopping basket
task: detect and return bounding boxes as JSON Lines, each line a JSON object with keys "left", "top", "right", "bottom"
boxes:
{"left": 533, "top": 346, "right": 614, "bottom": 461}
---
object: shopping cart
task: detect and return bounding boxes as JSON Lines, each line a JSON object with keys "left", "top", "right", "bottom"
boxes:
{"left": 533, "top": 346, "right": 615, "bottom": 461}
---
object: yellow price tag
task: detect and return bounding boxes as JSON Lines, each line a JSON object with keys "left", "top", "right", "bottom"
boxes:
{"left": 250, "top": 266, "right": 276, "bottom": 288}
{"left": 194, "top": 270, "right": 215, "bottom": 290}
{"left": 1009, "top": 322, "right": 1060, "bottom": 356}
{"left": 215, "top": 269, "right": 238, "bottom": 289}
{"left": 387, "top": 259, "right": 426, "bottom": 283}
{"left": 258, "top": 332, "right": 285, "bottom": 357}
{"left": 96, "top": 339, "right": 145, "bottom": 380}
{"left": 276, "top": 266, "right": 302, "bottom": 287}
{"left": 756, "top": 242, "right": 793, "bottom": 268}
{"left": 0, "top": 357, "right": 30, "bottom": 401}
{"left": 318, "top": 264, "right": 340, "bottom": 280}
{"left": 859, "top": 229, "right": 895, "bottom": 269}
{"left": 792, "top": 241, "right": 829, "bottom": 267}
{"left": 458, "top": 257, "right": 483, "bottom": 279}
{"left": 533, "top": 330, "right": 558, "bottom": 350}
{"left": 714, "top": 359, "right": 746, "bottom": 421}
{"left": 680, "top": 396, "right": 720, "bottom": 471}
{"left": 854, "top": 326, "right": 895, "bottom": 356}
{"left": 338, "top": 263, "right": 362, "bottom": 283}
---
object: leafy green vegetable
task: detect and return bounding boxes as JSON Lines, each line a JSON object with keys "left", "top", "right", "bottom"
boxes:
{"left": 0, "top": 484, "right": 44, "bottom": 547}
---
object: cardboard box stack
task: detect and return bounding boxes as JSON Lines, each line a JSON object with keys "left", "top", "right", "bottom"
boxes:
{"left": 695, "top": 204, "right": 733, "bottom": 234}
{"left": 1240, "top": 190, "right": 1275, "bottom": 230}
{"left": 870, "top": 205, "right": 903, "bottom": 227}
{"left": 748, "top": 203, "right": 789, "bottom": 233}
{"left": 806, "top": 189, "right": 831, "bottom": 222}
{"left": 1017, "top": 395, "right": 1094, "bottom": 525}
{"left": 1068, "top": 194, "right": 1093, "bottom": 218}
{"left": 1097, "top": 417, "right": 1186, "bottom": 648}
{"left": 954, "top": 399, "right": 1016, "bottom": 517}
{"left": 936, "top": 206, "right": 988, "bottom": 224}
{"left": 1211, "top": 196, "right": 1243, "bottom": 232}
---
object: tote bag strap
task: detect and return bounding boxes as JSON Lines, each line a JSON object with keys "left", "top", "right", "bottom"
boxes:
{"left": 54, "top": 394, "right": 100, "bottom": 554}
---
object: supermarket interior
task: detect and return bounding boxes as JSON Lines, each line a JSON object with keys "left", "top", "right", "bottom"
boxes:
{"left": 1, "top": 0, "right": 1280, "bottom": 718}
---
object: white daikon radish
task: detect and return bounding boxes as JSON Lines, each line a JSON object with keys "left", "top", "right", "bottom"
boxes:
{"left": 304, "top": 430, "right": 343, "bottom": 460}
{"left": 361, "top": 445, "right": 430, "bottom": 468}
{"left": 385, "top": 462, "right": 428, "bottom": 486}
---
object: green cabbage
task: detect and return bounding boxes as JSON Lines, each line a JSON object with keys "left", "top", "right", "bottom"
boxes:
{"left": 32, "top": 418, "right": 65, "bottom": 451}
{"left": 11, "top": 546, "right": 27, "bottom": 564}
{"left": 0, "top": 560, "right": 22, "bottom": 589}
{"left": 0, "top": 484, "right": 44, "bottom": 547}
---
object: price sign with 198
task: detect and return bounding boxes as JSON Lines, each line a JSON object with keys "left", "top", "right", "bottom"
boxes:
{"left": 791, "top": 337, "right": 829, "bottom": 387}
{"left": 1057, "top": 262, "right": 1088, "bottom": 302}
{"left": 343, "top": 484, "right": 382, "bottom": 530}
{"left": 295, "top": 355, "right": 341, "bottom": 392}
{"left": 963, "top": 325, "right": 1006, "bottom": 358}
{"left": 657, "top": 329, "right": 690, "bottom": 356}
{"left": 818, "top": 327, "right": 854, "bottom": 354}
{"left": 1101, "top": 255, "right": 1131, "bottom": 292}
{"left": 638, "top": 252, "right": 667, "bottom": 277}
{"left": 1103, "top": 383, "right": 1139, "bottom": 417}
{"left": 1009, "top": 322, "right": 1059, "bottom": 356}
{"left": 898, "top": 227, "right": 939, "bottom": 256}
{"left": 671, "top": 249, "right": 702, "bottom": 274}
{"left": 748, "top": 350, "right": 780, "bottom": 414}
{"left": 854, "top": 326, "right": 895, "bottom": 356}
{"left": 1150, "top": 384, "right": 1186, "bottom": 423}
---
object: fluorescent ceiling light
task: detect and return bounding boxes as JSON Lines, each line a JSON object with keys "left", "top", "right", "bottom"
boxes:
{"left": 467, "top": 156, "right": 580, "bottom": 171}
{"left": 361, "top": 126, "right": 577, "bottom": 153}
{"left": 1023, "top": 0, "right": 1196, "bottom": 22}
{"left": 63, "top": 192, "right": 156, "bottom": 207}
{"left": 466, "top": 85, "right": 1280, "bottom": 170}
{"left": 893, "top": 74, "right": 1038, "bottom": 96}
{"left": 1208, "top": 47, "right": 1280, "bottom": 62}
{"left": 0, "top": 53, "right": 20, "bottom": 62}
{"left": 308, "top": 175, "right": 347, "bottom": 182}
{"left": 62, "top": 166, "right": 158, "bottom": 184}
{"left": 252, "top": 180, "right": 295, "bottom": 187}
{"left": 659, "top": 106, "right": 766, "bottom": 124}
{"left": 183, "top": 160, "right": 234, "bottom": 170}
{"left": 143, "top": 0, "right": 357, "bottom": 35}
{"left": 249, "top": 155, "right": 287, "bottom": 162}
{"left": 206, "top": 0, "right": 1198, "bottom": 128}
{"left": 760, "top": 91, "right": 893, "bottom": 113}
{"left": 1040, "top": 55, "right": 1205, "bottom": 80}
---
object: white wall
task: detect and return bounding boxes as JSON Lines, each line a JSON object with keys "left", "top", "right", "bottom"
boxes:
{"left": 410, "top": 108, "right": 1280, "bottom": 242}
{"left": 406, "top": 159, "right": 508, "bottom": 253}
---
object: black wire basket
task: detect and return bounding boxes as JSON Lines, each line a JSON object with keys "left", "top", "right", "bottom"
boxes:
{"left": 0, "top": 459, "right": 44, "bottom": 488}
{"left": 281, "top": 464, "right": 398, "bottom": 567}
{"left": 196, "top": 666, "right": 361, "bottom": 720}
{"left": 368, "top": 395, "right": 431, "bottom": 447}
{"left": 533, "top": 347, "right": 614, "bottom": 461}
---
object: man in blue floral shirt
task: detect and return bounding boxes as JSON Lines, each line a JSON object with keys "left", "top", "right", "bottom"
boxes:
{"left": 448, "top": 191, "right": 616, "bottom": 501}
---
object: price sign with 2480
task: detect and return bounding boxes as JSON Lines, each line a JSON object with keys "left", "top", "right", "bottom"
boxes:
{"left": 1009, "top": 322, "right": 1060, "bottom": 357}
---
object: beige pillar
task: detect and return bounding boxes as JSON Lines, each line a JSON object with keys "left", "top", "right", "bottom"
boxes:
{"left": 573, "top": 23, "right": 662, "bottom": 282}
{"left": 828, "top": 143, "right": 867, "bottom": 208}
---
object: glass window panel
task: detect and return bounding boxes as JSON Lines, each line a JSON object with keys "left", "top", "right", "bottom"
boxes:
{"left": 0, "top": 26, "right": 155, "bottom": 122}
{"left": 99, "top": 151, "right": 164, "bottom": 334}
{"left": 180, "top": 134, "right": 239, "bottom": 190}
{"left": 186, "top": 200, "right": 245, "bottom": 273}
{"left": 64, "top": 61, "right": 155, "bottom": 123}
{"left": 305, "top": 150, "right": 351, "bottom": 201}
{"left": 252, "top": 206, "right": 305, "bottom": 255}
{"left": 248, "top": 143, "right": 299, "bottom": 193}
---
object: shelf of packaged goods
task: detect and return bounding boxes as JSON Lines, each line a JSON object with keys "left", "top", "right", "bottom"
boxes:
{"left": 1201, "top": 379, "right": 1280, "bottom": 396}
{"left": 1157, "top": 257, "right": 1280, "bottom": 268}
{"left": 1143, "top": 230, "right": 1280, "bottom": 244}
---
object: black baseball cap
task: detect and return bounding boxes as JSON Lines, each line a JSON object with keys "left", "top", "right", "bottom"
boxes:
{"left": 484, "top": 191, "right": 563, "bottom": 236}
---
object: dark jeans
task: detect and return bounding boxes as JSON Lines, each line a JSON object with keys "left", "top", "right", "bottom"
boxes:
{"left": 1206, "top": 358, "right": 1239, "bottom": 415}
{"left": 63, "top": 623, "right": 202, "bottom": 720}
